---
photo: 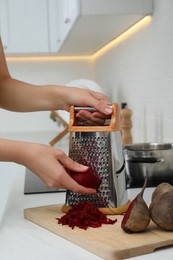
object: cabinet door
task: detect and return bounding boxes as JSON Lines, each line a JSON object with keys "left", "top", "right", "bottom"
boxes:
{"left": 54, "top": 0, "right": 80, "bottom": 52}
{"left": 63, "top": 0, "right": 79, "bottom": 25}
{"left": 1, "top": 0, "right": 49, "bottom": 54}
{"left": 0, "top": 0, "right": 9, "bottom": 50}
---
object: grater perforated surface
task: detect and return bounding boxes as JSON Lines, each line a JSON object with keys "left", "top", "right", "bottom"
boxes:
{"left": 63, "top": 104, "right": 129, "bottom": 212}
{"left": 67, "top": 132, "right": 116, "bottom": 208}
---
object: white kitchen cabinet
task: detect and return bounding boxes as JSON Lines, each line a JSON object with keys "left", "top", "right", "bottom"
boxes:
{"left": 56, "top": 0, "right": 153, "bottom": 55}
{"left": 0, "top": 0, "right": 52, "bottom": 55}
{"left": 51, "top": 0, "right": 80, "bottom": 53}
{"left": 0, "top": 0, "right": 153, "bottom": 56}
{"left": 0, "top": 0, "right": 80, "bottom": 55}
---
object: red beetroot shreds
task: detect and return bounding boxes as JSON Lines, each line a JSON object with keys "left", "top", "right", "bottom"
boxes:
{"left": 56, "top": 202, "right": 117, "bottom": 230}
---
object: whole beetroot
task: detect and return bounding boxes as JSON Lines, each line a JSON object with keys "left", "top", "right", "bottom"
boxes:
{"left": 149, "top": 183, "right": 173, "bottom": 231}
{"left": 151, "top": 182, "right": 173, "bottom": 202}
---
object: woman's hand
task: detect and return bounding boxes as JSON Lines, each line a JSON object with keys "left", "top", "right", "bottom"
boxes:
{"left": 52, "top": 86, "right": 113, "bottom": 125}
{"left": 0, "top": 37, "right": 113, "bottom": 194}
{"left": 0, "top": 139, "right": 96, "bottom": 194}
{"left": 25, "top": 143, "right": 97, "bottom": 194}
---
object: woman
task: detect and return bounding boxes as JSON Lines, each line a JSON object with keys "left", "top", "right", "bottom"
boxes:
{"left": 0, "top": 38, "right": 112, "bottom": 194}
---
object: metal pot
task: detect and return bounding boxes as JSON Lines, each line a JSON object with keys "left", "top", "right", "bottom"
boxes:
{"left": 123, "top": 143, "right": 173, "bottom": 188}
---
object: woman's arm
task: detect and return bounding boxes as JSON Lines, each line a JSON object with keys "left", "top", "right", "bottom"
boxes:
{"left": 0, "top": 138, "right": 96, "bottom": 194}
{"left": 0, "top": 38, "right": 113, "bottom": 194}
{"left": 0, "top": 38, "right": 112, "bottom": 121}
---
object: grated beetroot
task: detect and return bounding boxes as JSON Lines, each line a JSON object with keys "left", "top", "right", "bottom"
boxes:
{"left": 56, "top": 202, "right": 117, "bottom": 230}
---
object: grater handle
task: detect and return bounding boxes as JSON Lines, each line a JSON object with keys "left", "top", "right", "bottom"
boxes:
{"left": 68, "top": 103, "right": 120, "bottom": 132}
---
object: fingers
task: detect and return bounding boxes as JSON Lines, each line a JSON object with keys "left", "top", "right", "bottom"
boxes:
{"left": 55, "top": 151, "right": 97, "bottom": 194}
{"left": 57, "top": 151, "right": 88, "bottom": 172}
{"left": 25, "top": 143, "right": 96, "bottom": 194}
{"left": 88, "top": 91, "right": 112, "bottom": 115}
{"left": 76, "top": 110, "right": 106, "bottom": 125}
{"left": 59, "top": 170, "right": 96, "bottom": 194}
{"left": 64, "top": 87, "right": 112, "bottom": 117}
{"left": 75, "top": 109, "right": 111, "bottom": 126}
{"left": 95, "top": 99, "right": 113, "bottom": 116}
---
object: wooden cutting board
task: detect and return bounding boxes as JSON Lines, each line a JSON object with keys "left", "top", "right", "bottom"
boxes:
{"left": 24, "top": 204, "right": 173, "bottom": 260}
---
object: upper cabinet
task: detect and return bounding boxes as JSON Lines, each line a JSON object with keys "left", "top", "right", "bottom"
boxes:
{"left": 0, "top": 0, "right": 58, "bottom": 55}
{"left": 56, "top": 0, "right": 153, "bottom": 55}
{"left": 48, "top": 0, "right": 80, "bottom": 54}
{"left": 0, "top": 0, "right": 153, "bottom": 56}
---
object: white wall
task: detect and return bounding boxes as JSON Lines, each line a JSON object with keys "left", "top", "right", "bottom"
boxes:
{"left": 0, "top": 59, "right": 95, "bottom": 133}
{"left": 1, "top": 0, "right": 173, "bottom": 144}
{"left": 94, "top": 0, "right": 173, "bottom": 143}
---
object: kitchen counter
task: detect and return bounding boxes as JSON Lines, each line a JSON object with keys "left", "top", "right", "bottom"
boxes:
{"left": 1, "top": 165, "right": 173, "bottom": 260}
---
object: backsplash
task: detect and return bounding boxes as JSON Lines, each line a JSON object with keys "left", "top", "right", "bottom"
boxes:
{"left": 94, "top": 0, "right": 173, "bottom": 143}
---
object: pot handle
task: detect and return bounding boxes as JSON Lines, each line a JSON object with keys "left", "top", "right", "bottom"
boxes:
{"left": 128, "top": 157, "right": 164, "bottom": 163}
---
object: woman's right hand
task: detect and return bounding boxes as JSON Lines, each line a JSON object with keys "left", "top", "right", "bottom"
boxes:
{"left": 13, "top": 140, "right": 97, "bottom": 194}
{"left": 0, "top": 138, "right": 97, "bottom": 194}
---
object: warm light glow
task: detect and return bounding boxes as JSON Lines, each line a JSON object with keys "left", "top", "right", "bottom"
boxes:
{"left": 6, "top": 15, "right": 152, "bottom": 62}
{"left": 6, "top": 55, "right": 92, "bottom": 62}
{"left": 93, "top": 15, "right": 152, "bottom": 59}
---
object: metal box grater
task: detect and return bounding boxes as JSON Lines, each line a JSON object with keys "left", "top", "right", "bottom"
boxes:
{"left": 62, "top": 103, "right": 130, "bottom": 214}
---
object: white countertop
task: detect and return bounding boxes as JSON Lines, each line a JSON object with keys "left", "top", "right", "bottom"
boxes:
{"left": 0, "top": 165, "right": 173, "bottom": 260}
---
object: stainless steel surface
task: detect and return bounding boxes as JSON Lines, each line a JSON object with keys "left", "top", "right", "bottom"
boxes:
{"left": 24, "top": 168, "right": 65, "bottom": 194}
{"left": 65, "top": 130, "right": 128, "bottom": 208}
{"left": 73, "top": 104, "right": 112, "bottom": 112}
{"left": 124, "top": 143, "right": 173, "bottom": 188}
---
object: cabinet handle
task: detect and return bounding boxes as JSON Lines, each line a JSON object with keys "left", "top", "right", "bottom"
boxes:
{"left": 64, "top": 18, "right": 70, "bottom": 24}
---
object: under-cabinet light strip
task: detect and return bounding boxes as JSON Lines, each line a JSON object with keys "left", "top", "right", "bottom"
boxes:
{"left": 6, "top": 55, "right": 92, "bottom": 62}
{"left": 6, "top": 15, "right": 152, "bottom": 62}
{"left": 92, "top": 15, "right": 152, "bottom": 59}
